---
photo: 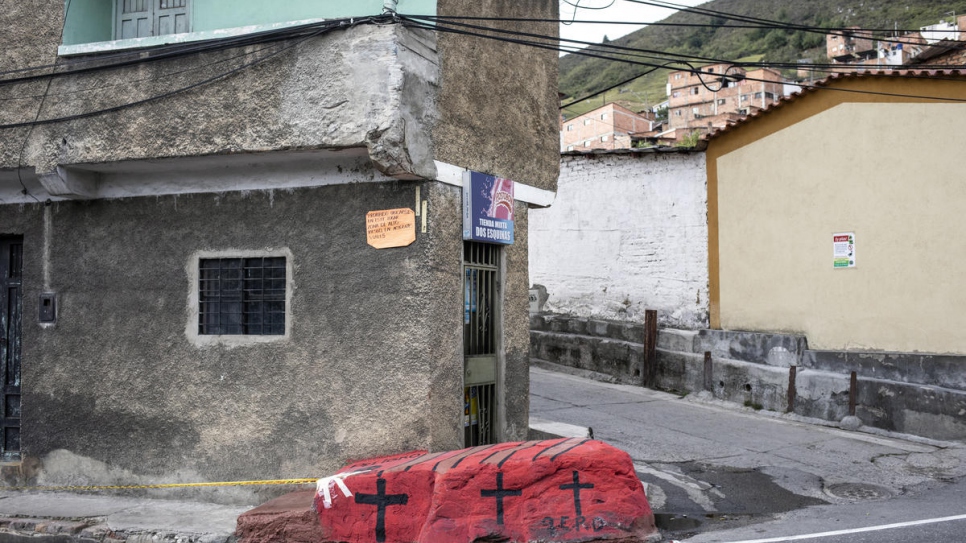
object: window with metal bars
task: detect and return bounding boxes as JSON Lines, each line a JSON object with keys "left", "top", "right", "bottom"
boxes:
{"left": 198, "top": 257, "right": 285, "bottom": 335}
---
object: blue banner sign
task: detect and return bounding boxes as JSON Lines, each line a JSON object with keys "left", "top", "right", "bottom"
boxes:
{"left": 462, "top": 171, "right": 515, "bottom": 245}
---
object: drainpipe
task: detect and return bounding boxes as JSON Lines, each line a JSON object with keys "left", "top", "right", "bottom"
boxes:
{"left": 384, "top": 0, "right": 398, "bottom": 13}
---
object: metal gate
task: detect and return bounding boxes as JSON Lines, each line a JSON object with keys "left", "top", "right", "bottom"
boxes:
{"left": 463, "top": 241, "right": 500, "bottom": 447}
{"left": 0, "top": 236, "right": 22, "bottom": 462}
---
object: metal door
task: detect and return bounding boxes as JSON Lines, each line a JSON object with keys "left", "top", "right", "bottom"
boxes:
{"left": 463, "top": 241, "right": 500, "bottom": 447}
{"left": 0, "top": 236, "right": 22, "bottom": 462}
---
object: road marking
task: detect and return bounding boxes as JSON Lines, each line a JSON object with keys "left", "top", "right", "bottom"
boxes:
{"left": 634, "top": 463, "right": 720, "bottom": 512}
{"left": 716, "top": 513, "right": 966, "bottom": 543}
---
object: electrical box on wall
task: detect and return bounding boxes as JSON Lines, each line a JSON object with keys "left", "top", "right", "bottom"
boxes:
{"left": 39, "top": 293, "right": 56, "bottom": 323}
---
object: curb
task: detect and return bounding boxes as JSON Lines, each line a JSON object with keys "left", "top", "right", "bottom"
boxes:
{"left": 0, "top": 517, "right": 235, "bottom": 543}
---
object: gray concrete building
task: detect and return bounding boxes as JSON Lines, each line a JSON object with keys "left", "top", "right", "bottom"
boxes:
{"left": 0, "top": 0, "right": 558, "bottom": 502}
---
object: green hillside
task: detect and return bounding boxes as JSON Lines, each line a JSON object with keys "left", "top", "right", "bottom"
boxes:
{"left": 560, "top": 0, "right": 966, "bottom": 118}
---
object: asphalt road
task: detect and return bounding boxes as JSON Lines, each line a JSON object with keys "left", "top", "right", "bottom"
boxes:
{"left": 529, "top": 365, "right": 966, "bottom": 542}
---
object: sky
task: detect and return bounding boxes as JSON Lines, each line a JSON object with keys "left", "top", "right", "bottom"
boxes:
{"left": 558, "top": 0, "right": 709, "bottom": 52}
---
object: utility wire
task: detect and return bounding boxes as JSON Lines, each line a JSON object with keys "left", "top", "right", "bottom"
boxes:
{"left": 0, "top": 42, "right": 281, "bottom": 103}
{"left": 402, "top": 13, "right": 727, "bottom": 65}
{"left": 415, "top": 14, "right": 966, "bottom": 35}
{"left": 3, "top": 15, "right": 965, "bottom": 132}
{"left": 0, "top": 19, "right": 353, "bottom": 130}
{"left": 5, "top": 11, "right": 962, "bottom": 84}
{"left": 399, "top": 16, "right": 966, "bottom": 106}
{"left": 0, "top": 16, "right": 382, "bottom": 86}
{"left": 625, "top": 0, "right": 966, "bottom": 48}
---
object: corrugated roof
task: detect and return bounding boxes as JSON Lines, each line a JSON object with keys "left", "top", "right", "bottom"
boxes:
{"left": 560, "top": 144, "right": 706, "bottom": 157}
{"left": 704, "top": 69, "right": 966, "bottom": 141}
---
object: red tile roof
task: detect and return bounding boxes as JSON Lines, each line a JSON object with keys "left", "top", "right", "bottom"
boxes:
{"left": 704, "top": 69, "right": 966, "bottom": 141}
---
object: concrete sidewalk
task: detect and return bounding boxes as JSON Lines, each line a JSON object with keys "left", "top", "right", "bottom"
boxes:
{"left": 0, "top": 490, "right": 252, "bottom": 542}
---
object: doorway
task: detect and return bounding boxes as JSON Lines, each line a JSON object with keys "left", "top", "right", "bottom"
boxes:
{"left": 0, "top": 236, "right": 22, "bottom": 462}
{"left": 463, "top": 241, "right": 501, "bottom": 447}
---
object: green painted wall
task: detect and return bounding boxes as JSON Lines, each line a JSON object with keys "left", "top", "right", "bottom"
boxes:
{"left": 62, "top": 0, "right": 112, "bottom": 46}
{"left": 194, "top": 0, "right": 438, "bottom": 30}
{"left": 63, "top": 0, "right": 437, "bottom": 46}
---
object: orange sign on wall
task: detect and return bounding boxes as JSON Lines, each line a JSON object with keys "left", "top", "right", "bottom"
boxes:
{"left": 367, "top": 208, "right": 416, "bottom": 249}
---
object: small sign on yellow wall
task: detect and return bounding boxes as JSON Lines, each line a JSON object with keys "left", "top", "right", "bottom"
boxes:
{"left": 366, "top": 208, "right": 416, "bottom": 249}
{"left": 833, "top": 232, "right": 856, "bottom": 268}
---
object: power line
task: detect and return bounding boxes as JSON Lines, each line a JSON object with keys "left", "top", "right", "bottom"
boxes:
{"left": 625, "top": 0, "right": 966, "bottom": 48}
{"left": 0, "top": 42, "right": 280, "bottom": 103}
{"left": 5, "top": 10, "right": 962, "bottom": 86}
{"left": 0, "top": 19, "right": 358, "bottom": 130}
{"left": 0, "top": 16, "right": 381, "bottom": 86}
{"left": 3, "top": 14, "right": 965, "bottom": 133}
{"left": 412, "top": 14, "right": 966, "bottom": 35}
{"left": 398, "top": 16, "right": 966, "bottom": 106}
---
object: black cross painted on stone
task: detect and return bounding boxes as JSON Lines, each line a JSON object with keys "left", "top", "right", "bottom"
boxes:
{"left": 480, "top": 472, "right": 522, "bottom": 525}
{"left": 354, "top": 478, "right": 409, "bottom": 543}
{"left": 559, "top": 470, "right": 594, "bottom": 516}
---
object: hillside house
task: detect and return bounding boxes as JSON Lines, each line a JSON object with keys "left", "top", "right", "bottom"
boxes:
{"left": 0, "top": 0, "right": 558, "bottom": 499}
{"left": 825, "top": 15, "right": 966, "bottom": 71}
{"left": 666, "top": 64, "right": 786, "bottom": 137}
{"left": 560, "top": 103, "right": 660, "bottom": 152}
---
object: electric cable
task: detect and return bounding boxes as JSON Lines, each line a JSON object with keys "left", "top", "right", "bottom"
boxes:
{"left": 0, "top": 42, "right": 281, "bottom": 103}
{"left": 0, "top": 16, "right": 384, "bottom": 86}
{"left": 5, "top": 11, "right": 962, "bottom": 85}
{"left": 3, "top": 14, "right": 965, "bottom": 133}
{"left": 561, "top": 0, "right": 619, "bottom": 27}
{"left": 399, "top": 16, "right": 966, "bottom": 106}
{"left": 625, "top": 0, "right": 966, "bottom": 49}
{"left": 0, "top": 18, "right": 358, "bottom": 130}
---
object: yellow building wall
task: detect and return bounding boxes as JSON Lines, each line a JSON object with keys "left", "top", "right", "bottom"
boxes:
{"left": 713, "top": 101, "right": 966, "bottom": 354}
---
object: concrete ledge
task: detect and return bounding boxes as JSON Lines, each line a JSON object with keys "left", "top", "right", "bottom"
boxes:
{"left": 656, "top": 328, "right": 699, "bottom": 353}
{"left": 529, "top": 315, "right": 966, "bottom": 441}
{"left": 804, "top": 350, "right": 966, "bottom": 392}
{"left": 530, "top": 358, "right": 621, "bottom": 384}
{"left": 528, "top": 418, "right": 593, "bottom": 440}
{"left": 656, "top": 349, "right": 792, "bottom": 408}
{"left": 530, "top": 314, "right": 644, "bottom": 343}
{"left": 530, "top": 330, "right": 643, "bottom": 384}
{"left": 696, "top": 329, "right": 808, "bottom": 367}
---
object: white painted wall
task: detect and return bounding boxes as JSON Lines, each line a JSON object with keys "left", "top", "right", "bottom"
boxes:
{"left": 529, "top": 150, "right": 709, "bottom": 328}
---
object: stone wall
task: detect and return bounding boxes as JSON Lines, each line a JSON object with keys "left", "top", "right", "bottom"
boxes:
{"left": 533, "top": 314, "right": 966, "bottom": 441}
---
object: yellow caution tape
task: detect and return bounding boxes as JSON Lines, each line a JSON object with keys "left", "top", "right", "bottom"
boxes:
{"left": 1, "top": 478, "right": 319, "bottom": 492}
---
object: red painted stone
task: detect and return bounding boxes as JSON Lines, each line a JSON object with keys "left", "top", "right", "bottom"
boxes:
{"left": 236, "top": 490, "right": 323, "bottom": 543}
{"left": 315, "top": 439, "right": 658, "bottom": 543}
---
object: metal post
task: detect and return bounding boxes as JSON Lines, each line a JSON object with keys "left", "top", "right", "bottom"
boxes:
{"left": 787, "top": 366, "right": 797, "bottom": 413}
{"left": 703, "top": 351, "right": 713, "bottom": 392}
{"left": 643, "top": 310, "right": 658, "bottom": 387}
{"left": 849, "top": 371, "right": 858, "bottom": 417}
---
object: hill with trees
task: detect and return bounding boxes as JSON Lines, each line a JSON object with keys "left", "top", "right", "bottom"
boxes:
{"left": 560, "top": 0, "right": 966, "bottom": 117}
